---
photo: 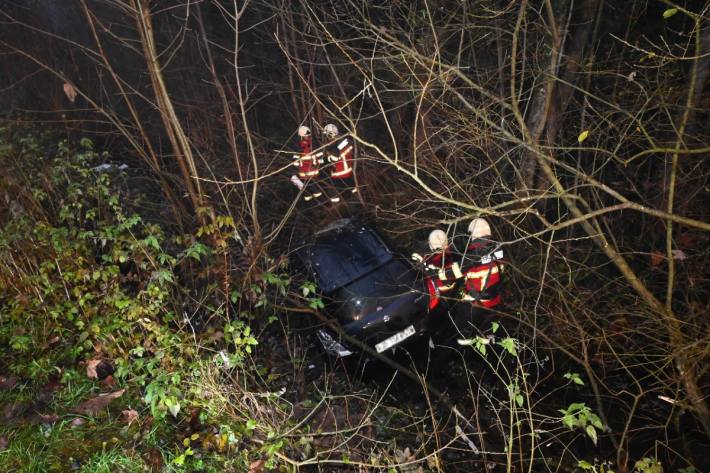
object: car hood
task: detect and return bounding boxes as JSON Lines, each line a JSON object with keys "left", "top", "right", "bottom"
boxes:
{"left": 328, "top": 258, "right": 420, "bottom": 323}
{"left": 342, "top": 287, "right": 429, "bottom": 343}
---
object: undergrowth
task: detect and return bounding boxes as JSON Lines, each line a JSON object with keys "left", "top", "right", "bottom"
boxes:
{"left": 0, "top": 127, "right": 687, "bottom": 472}
{"left": 0, "top": 127, "right": 267, "bottom": 472}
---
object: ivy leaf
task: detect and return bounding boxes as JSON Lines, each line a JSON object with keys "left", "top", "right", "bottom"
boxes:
{"left": 562, "top": 414, "right": 576, "bottom": 429}
{"left": 308, "top": 298, "right": 324, "bottom": 310}
{"left": 586, "top": 425, "right": 598, "bottom": 445}
{"left": 491, "top": 321, "right": 500, "bottom": 334}
{"left": 564, "top": 372, "right": 585, "bottom": 386}
{"left": 590, "top": 414, "right": 604, "bottom": 430}
{"left": 301, "top": 282, "right": 315, "bottom": 297}
{"left": 577, "top": 130, "right": 590, "bottom": 143}
{"left": 662, "top": 8, "right": 678, "bottom": 19}
{"left": 498, "top": 337, "right": 517, "bottom": 357}
{"left": 568, "top": 402, "right": 586, "bottom": 412}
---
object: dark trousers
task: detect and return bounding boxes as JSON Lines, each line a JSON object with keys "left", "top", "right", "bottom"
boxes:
{"left": 329, "top": 175, "right": 357, "bottom": 202}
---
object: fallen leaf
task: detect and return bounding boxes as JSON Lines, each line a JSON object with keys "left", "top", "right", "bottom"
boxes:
{"left": 2, "top": 401, "right": 28, "bottom": 424}
{"left": 249, "top": 459, "right": 265, "bottom": 473}
{"left": 671, "top": 249, "right": 687, "bottom": 260}
{"left": 100, "top": 375, "right": 117, "bottom": 390}
{"left": 86, "top": 359, "right": 114, "bottom": 380}
{"left": 394, "top": 447, "right": 414, "bottom": 463}
{"left": 215, "top": 433, "right": 228, "bottom": 452}
{"left": 71, "top": 417, "right": 87, "bottom": 427}
{"left": 143, "top": 448, "right": 163, "bottom": 472}
{"left": 0, "top": 376, "right": 18, "bottom": 391}
{"left": 73, "top": 389, "right": 125, "bottom": 416}
{"left": 577, "top": 130, "right": 590, "bottom": 143}
{"left": 207, "top": 330, "right": 224, "bottom": 343}
{"left": 86, "top": 359, "right": 102, "bottom": 379}
{"left": 121, "top": 409, "right": 139, "bottom": 426}
{"left": 36, "top": 378, "right": 63, "bottom": 405}
{"left": 650, "top": 251, "right": 664, "bottom": 267}
{"left": 28, "top": 413, "right": 59, "bottom": 425}
{"left": 63, "top": 82, "right": 77, "bottom": 103}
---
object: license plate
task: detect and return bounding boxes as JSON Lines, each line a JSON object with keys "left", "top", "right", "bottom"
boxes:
{"left": 375, "top": 325, "right": 416, "bottom": 353}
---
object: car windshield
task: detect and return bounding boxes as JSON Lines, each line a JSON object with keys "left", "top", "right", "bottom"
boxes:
{"left": 305, "top": 226, "right": 393, "bottom": 293}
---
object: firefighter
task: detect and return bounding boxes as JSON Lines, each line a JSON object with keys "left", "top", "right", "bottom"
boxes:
{"left": 291, "top": 125, "right": 323, "bottom": 201}
{"left": 323, "top": 124, "right": 357, "bottom": 202}
{"left": 412, "top": 229, "right": 463, "bottom": 310}
{"left": 459, "top": 218, "right": 504, "bottom": 308}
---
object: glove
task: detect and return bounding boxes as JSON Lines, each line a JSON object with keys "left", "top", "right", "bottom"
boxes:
{"left": 290, "top": 175, "right": 304, "bottom": 190}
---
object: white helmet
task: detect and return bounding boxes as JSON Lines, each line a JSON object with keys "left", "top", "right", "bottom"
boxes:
{"left": 468, "top": 218, "right": 492, "bottom": 239}
{"left": 298, "top": 125, "right": 311, "bottom": 138}
{"left": 324, "top": 123, "right": 339, "bottom": 139}
{"left": 428, "top": 229, "right": 448, "bottom": 251}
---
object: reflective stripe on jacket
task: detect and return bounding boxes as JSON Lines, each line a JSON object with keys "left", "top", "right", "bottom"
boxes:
{"left": 329, "top": 138, "right": 353, "bottom": 179}
{"left": 294, "top": 151, "right": 322, "bottom": 179}
{"left": 462, "top": 241, "right": 504, "bottom": 308}
{"left": 424, "top": 247, "right": 458, "bottom": 293}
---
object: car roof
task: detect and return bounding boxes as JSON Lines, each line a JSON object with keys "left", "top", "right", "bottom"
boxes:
{"left": 296, "top": 219, "right": 395, "bottom": 293}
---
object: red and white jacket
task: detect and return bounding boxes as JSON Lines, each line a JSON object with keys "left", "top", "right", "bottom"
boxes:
{"left": 422, "top": 246, "right": 463, "bottom": 310}
{"left": 293, "top": 136, "right": 323, "bottom": 179}
{"left": 461, "top": 239, "right": 504, "bottom": 308}
{"left": 327, "top": 136, "right": 354, "bottom": 179}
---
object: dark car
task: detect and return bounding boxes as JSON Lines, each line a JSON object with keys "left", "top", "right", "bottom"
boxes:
{"left": 295, "top": 218, "right": 451, "bottom": 358}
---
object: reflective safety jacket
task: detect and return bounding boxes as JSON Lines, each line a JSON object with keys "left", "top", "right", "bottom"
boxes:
{"left": 293, "top": 136, "right": 323, "bottom": 179}
{"left": 327, "top": 136, "right": 354, "bottom": 179}
{"left": 422, "top": 246, "right": 463, "bottom": 310}
{"left": 461, "top": 239, "right": 504, "bottom": 308}
{"left": 299, "top": 136, "right": 312, "bottom": 155}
